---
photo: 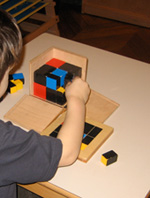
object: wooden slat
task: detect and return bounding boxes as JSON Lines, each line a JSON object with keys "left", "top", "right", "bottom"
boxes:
{"left": 23, "top": 17, "right": 58, "bottom": 44}
{"left": 1, "top": 0, "right": 26, "bottom": 12}
{"left": 29, "top": 12, "right": 52, "bottom": 22}
{"left": 9, "top": 0, "right": 41, "bottom": 17}
{"left": 15, "top": 2, "right": 49, "bottom": 24}
{"left": 0, "top": 0, "right": 9, "bottom": 6}
{"left": 19, "top": 21, "right": 40, "bottom": 32}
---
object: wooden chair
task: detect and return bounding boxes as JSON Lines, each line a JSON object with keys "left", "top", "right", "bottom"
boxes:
{"left": 0, "top": 0, "right": 59, "bottom": 44}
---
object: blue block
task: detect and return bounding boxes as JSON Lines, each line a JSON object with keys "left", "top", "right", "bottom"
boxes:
{"left": 12, "top": 73, "right": 24, "bottom": 84}
{"left": 46, "top": 77, "right": 57, "bottom": 90}
{"left": 46, "top": 73, "right": 60, "bottom": 90}
{"left": 52, "top": 69, "right": 68, "bottom": 87}
{"left": 12, "top": 73, "right": 23, "bottom": 79}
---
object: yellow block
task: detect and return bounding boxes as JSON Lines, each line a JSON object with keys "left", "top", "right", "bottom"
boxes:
{"left": 80, "top": 143, "right": 87, "bottom": 151}
{"left": 101, "top": 155, "right": 107, "bottom": 165}
{"left": 57, "top": 87, "right": 65, "bottom": 93}
{"left": 11, "top": 80, "right": 23, "bottom": 90}
{"left": 10, "top": 86, "right": 17, "bottom": 94}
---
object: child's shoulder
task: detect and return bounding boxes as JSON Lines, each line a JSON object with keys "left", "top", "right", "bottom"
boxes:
{"left": 0, "top": 120, "right": 15, "bottom": 136}
{"left": 0, "top": 119, "right": 11, "bottom": 127}
{"left": 0, "top": 119, "right": 6, "bottom": 127}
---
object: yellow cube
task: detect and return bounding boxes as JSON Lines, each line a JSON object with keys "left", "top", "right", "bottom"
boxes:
{"left": 57, "top": 87, "right": 65, "bottom": 93}
{"left": 10, "top": 86, "right": 17, "bottom": 94}
{"left": 80, "top": 143, "right": 87, "bottom": 151}
{"left": 101, "top": 150, "right": 118, "bottom": 166}
{"left": 11, "top": 79, "right": 23, "bottom": 91}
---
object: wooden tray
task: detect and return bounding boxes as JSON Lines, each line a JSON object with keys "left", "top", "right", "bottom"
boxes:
{"left": 41, "top": 112, "right": 114, "bottom": 162}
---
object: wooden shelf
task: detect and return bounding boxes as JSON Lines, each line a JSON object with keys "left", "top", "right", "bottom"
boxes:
{"left": 1, "top": 0, "right": 59, "bottom": 44}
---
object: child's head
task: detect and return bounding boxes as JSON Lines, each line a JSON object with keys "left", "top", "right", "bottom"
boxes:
{"left": 0, "top": 9, "right": 22, "bottom": 83}
{"left": 0, "top": 9, "right": 22, "bottom": 98}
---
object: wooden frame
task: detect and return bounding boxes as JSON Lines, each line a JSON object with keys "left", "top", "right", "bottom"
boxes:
{"left": 41, "top": 112, "right": 114, "bottom": 162}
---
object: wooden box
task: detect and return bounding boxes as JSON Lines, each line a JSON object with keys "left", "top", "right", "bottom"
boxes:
{"left": 4, "top": 47, "right": 119, "bottom": 134}
{"left": 30, "top": 47, "right": 87, "bottom": 106}
{"left": 4, "top": 47, "right": 88, "bottom": 133}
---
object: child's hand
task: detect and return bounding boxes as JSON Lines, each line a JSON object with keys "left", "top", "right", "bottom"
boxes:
{"left": 65, "top": 77, "right": 90, "bottom": 105}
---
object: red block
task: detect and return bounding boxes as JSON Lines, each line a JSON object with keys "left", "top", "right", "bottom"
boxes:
{"left": 33, "top": 82, "right": 46, "bottom": 99}
{"left": 46, "top": 58, "right": 65, "bottom": 68}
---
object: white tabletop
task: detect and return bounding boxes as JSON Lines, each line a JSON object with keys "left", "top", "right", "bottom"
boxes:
{"left": 0, "top": 33, "right": 150, "bottom": 198}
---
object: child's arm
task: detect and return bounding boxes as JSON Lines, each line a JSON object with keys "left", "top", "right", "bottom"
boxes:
{"left": 57, "top": 77, "right": 90, "bottom": 167}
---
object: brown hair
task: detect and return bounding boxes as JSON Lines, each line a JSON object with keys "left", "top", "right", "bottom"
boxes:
{"left": 0, "top": 9, "right": 22, "bottom": 82}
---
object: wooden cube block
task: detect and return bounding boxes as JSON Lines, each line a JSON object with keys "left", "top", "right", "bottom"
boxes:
{"left": 52, "top": 68, "right": 68, "bottom": 87}
{"left": 12, "top": 73, "right": 25, "bottom": 84}
{"left": 46, "top": 58, "right": 65, "bottom": 68}
{"left": 11, "top": 79, "right": 23, "bottom": 90}
{"left": 7, "top": 81, "right": 17, "bottom": 94}
{"left": 34, "top": 64, "right": 55, "bottom": 86}
{"left": 34, "top": 82, "right": 46, "bottom": 99}
{"left": 101, "top": 150, "right": 118, "bottom": 166}
{"left": 46, "top": 73, "right": 60, "bottom": 90}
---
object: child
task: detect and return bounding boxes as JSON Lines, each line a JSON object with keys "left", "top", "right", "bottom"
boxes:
{"left": 0, "top": 9, "right": 90, "bottom": 198}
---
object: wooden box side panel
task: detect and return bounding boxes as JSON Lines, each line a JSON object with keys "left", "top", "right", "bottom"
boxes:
{"left": 30, "top": 47, "right": 55, "bottom": 95}
{"left": 30, "top": 47, "right": 87, "bottom": 95}
{"left": 86, "top": 89, "right": 119, "bottom": 123}
{"left": 4, "top": 94, "right": 63, "bottom": 133}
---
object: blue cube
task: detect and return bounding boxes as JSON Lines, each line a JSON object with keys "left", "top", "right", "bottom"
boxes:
{"left": 46, "top": 77, "right": 57, "bottom": 90}
{"left": 12, "top": 73, "right": 24, "bottom": 84}
{"left": 46, "top": 73, "right": 60, "bottom": 90}
{"left": 52, "top": 69, "right": 68, "bottom": 87}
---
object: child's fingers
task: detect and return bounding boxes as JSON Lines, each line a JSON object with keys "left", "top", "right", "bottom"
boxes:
{"left": 66, "top": 81, "right": 71, "bottom": 87}
{"left": 65, "top": 76, "right": 81, "bottom": 88}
